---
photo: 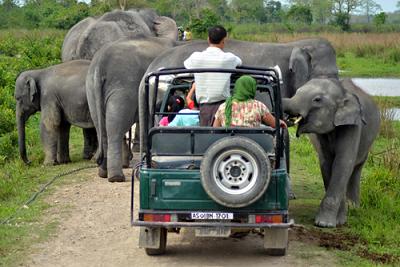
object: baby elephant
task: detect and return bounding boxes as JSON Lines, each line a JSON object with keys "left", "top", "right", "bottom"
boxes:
{"left": 283, "top": 78, "right": 380, "bottom": 227}
{"left": 15, "top": 60, "right": 97, "bottom": 165}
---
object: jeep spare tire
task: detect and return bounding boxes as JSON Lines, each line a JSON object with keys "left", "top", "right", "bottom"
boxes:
{"left": 200, "top": 136, "right": 271, "bottom": 208}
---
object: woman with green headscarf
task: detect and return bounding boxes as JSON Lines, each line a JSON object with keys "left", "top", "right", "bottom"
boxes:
{"left": 213, "top": 75, "right": 287, "bottom": 128}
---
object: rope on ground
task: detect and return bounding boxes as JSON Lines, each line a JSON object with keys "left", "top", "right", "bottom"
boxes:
{"left": 0, "top": 164, "right": 97, "bottom": 226}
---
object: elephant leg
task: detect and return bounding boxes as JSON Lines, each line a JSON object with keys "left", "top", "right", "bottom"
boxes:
{"left": 57, "top": 121, "right": 71, "bottom": 164}
{"left": 107, "top": 133, "right": 125, "bottom": 182}
{"left": 40, "top": 121, "right": 59, "bottom": 165}
{"left": 122, "top": 137, "right": 132, "bottom": 168}
{"left": 347, "top": 159, "right": 367, "bottom": 206}
{"left": 83, "top": 128, "right": 98, "bottom": 160}
{"left": 98, "top": 157, "right": 108, "bottom": 178}
{"left": 105, "top": 91, "right": 136, "bottom": 182}
{"left": 311, "top": 134, "right": 333, "bottom": 192}
{"left": 315, "top": 128, "right": 361, "bottom": 228}
{"left": 132, "top": 123, "right": 140, "bottom": 152}
{"left": 336, "top": 198, "right": 347, "bottom": 226}
{"left": 337, "top": 160, "right": 366, "bottom": 225}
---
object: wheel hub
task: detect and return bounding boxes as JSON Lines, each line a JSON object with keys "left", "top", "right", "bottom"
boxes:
{"left": 213, "top": 150, "right": 259, "bottom": 195}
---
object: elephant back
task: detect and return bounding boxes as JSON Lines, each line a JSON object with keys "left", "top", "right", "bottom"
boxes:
{"left": 61, "top": 17, "right": 96, "bottom": 62}
{"left": 61, "top": 10, "right": 178, "bottom": 62}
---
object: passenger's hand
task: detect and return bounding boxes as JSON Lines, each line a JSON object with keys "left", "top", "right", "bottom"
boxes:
{"left": 279, "top": 119, "right": 287, "bottom": 128}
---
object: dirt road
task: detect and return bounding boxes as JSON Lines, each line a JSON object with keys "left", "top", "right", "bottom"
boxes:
{"left": 25, "top": 168, "right": 339, "bottom": 267}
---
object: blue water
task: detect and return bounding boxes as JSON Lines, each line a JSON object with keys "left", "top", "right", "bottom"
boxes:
{"left": 352, "top": 78, "right": 400, "bottom": 121}
{"left": 352, "top": 78, "right": 400, "bottom": 96}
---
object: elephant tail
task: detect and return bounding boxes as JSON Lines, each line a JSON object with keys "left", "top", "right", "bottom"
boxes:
{"left": 89, "top": 66, "right": 106, "bottom": 166}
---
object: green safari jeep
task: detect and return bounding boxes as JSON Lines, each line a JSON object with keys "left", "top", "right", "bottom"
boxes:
{"left": 131, "top": 66, "right": 293, "bottom": 256}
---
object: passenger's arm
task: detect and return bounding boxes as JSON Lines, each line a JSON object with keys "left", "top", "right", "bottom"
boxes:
{"left": 262, "top": 113, "right": 287, "bottom": 128}
{"left": 213, "top": 117, "right": 222, "bottom": 127}
{"left": 186, "top": 83, "right": 196, "bottom": 108}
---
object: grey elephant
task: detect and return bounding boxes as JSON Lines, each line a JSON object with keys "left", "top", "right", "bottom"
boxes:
{"left": 139, "top": 38, "right": 339, "bottom": 155}
{"left": 86, "top": 35, "right": 178, "bottom": 182}
{"left": 283, "top": 78, "right": 380, "bottom": 227}
{"left": 62, "top": 9, "right": 178, "bottom": 61}
{"left": 15, "top": 60, "right": 97, "bottom": 165}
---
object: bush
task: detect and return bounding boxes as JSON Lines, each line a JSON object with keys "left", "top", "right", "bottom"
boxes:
{"left": 189, "top": 8, "right": 220, "bottom": 37}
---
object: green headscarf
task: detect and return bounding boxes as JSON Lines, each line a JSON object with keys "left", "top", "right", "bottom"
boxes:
{"left": 225, "top": 75, "right": 257, "bottom": 126}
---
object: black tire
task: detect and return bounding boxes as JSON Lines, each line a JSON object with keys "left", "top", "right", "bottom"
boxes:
{"left": 200, "top": 136, "right": 271, "bottom": 208}
{"left": 145, "top": 228, "right": 167, "bottom": 256}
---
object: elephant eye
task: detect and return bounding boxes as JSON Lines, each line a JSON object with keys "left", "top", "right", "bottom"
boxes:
{"left": 313, "top": 96, "right": 322, "bottom": 103}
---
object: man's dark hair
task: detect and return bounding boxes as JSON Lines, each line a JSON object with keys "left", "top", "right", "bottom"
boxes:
{"left": 208, "top": 25, "right": 227, "bottom": 44}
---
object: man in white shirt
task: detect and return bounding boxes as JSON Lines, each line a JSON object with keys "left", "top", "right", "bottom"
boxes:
{"left": 184, "top": 25, "right": 242, "bottom": 126}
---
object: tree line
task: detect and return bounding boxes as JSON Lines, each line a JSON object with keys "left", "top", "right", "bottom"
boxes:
{"left": 0, "top": 0, "right": 399, "bottom": 32}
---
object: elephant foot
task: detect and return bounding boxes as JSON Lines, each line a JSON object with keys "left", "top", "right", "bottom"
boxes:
{"left": 314, "top": 197, "right": 340, "bottom": 228}
{"left": 108, "top": 175, "right": 126, "bottom": 183}
{"left": 98, "top": 167, "right": 108, "bottom": 178}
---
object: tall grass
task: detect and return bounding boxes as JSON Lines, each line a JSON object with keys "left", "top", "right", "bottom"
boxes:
{"left": 346, "top": 99, "right": 400, "bottom": 262}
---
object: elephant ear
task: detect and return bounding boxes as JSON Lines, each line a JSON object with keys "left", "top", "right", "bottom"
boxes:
{"left": 153, "top": 16, "right": 178, "bottom": 41}
{"left": 289, "top": 47, "right": 312, "bottom": 93}
{"left": 334, "top": 93, "right": 364, "bottom": 126}
{"left": 28, "top": 77, "right": 38, "bottom": 103}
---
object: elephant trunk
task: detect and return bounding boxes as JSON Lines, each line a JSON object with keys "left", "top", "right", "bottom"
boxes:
{"left": 282, "top": 97, "right": 307, "bottom": 118}
{"left": 282, "top": 97, "right": 308, "bottom": 137}
{"left": 16, "top": 108, "right": 30, "bottom": 164}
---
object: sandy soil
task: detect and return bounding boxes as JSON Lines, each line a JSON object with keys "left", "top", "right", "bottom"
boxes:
{"left": 24, "top": 167, "right": 339, "bottom": 267}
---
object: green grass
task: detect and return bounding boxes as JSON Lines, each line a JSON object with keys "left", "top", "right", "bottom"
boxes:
{"left": 0, "top": 127, "right": 95, "bottom": 267}
{"left": 338, "top": 52, "right": 400, "bottom": 77}
{"left": 373, "top": 96, "right": 400, "bottom": 108}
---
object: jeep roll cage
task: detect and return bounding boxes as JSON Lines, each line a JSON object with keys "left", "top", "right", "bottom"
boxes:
{"left": 142, "top": 66, "right": 285, "bottom": 169}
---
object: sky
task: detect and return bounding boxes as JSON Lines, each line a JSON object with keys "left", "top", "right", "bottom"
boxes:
{"left": 375, "top": 0, "right": 398, "bottom": 12}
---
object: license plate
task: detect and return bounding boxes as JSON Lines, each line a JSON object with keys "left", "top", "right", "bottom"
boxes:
{"left": 191, "top": 212, "right": 233, "bottom": 220}
{"left": 195, "top": 227, "right": 231, "bottom": 237}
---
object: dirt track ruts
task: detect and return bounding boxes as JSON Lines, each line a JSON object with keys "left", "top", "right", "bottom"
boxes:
{"left": 25, "top": 167, "right": 339, "bottom": 267}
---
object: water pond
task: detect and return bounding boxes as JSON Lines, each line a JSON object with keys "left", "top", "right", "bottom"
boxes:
{"left": 352, "top": 78, "right": 400, "bottom": 96}
{"left": 352, "top": 78, "right": 400, "bottom": 121}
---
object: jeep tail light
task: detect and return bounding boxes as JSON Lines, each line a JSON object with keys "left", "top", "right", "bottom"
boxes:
{"left": 143, "top": 214, "right": 171, "bottom": 222}
{"left": 255, "top": 214, "right": 283, "bottom": 224}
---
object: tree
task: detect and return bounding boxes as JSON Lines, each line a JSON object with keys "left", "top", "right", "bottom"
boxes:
{"left": 359, "top": 0, "right": 381, "bottom": 23}
{"left": 373, "top": 11, "right": 387, "bottom": 26}
{"left": 1, "top": 0, "right": 17, "bottom": 11}
{"left": 286, "top": 4, "right": 313, "bottom": 25}
{"left": 311, "top": 0, "right": 333, "bottom": 24}
{"left": 189, "top": 8, "right": 219, "bottom": 36}
{"left": 332, "top": 0, "right": 361, "bottom": 31}
{"left": 229, "top": 0, "right": 265, "bottom": 23}
{"left": 265, "top": 0, "right": 283, "bottom": 23}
